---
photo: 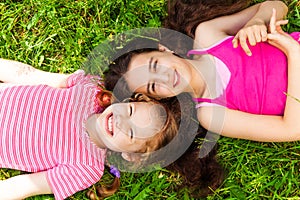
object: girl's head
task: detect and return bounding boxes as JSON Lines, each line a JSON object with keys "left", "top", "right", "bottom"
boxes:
{"left": 88, "top": 93, "right": 179, "bottom": 159}
{"left": 89, "top": 92, "right": 224, "bottom": 200}
{"left": 87, "top": 92, "right": 190, "bottom": 200}
{"left": 104, "top": 38, "right": 193, "bottom": 100}
{"left": 104, "top": 37, "right": 160, "bottom": 99}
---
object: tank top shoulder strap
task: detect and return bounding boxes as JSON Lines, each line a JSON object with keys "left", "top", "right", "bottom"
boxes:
{"left": 187, "top": 49, "right": 207, "bottom": 56}
{"left": 193, "top": 97, "right": 212, "bottom": 103}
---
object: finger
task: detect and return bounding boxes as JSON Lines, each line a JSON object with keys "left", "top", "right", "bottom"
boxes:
{"left": 267, "top": 34, "right": 281, "bottom": 49}
{"left": 261, "top": 29, "right": 268, "bottom": 41}
{"left": 269, "top": 8, "right": 277, "bottom": 33}
{"left": 276, "top": 20, "right": 289, "bottom": 26}
{"left": 276, "top": 20, "right": 289, "bottom": 33}
{"left": 254, "top": 30, "right": 262, "bottom": 43}
{"left": 240, "top": 38, "right": 252, "bottom": 56}
{"left": 247, "top": 32, "right": 257, "bottom": 46}
{"left": 232, "top": 36, "right": 239, "bottom": 48}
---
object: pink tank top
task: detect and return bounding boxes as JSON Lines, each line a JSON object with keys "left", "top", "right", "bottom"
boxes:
{"left": 190, "top": 32, "right": 300, "bottom": 115}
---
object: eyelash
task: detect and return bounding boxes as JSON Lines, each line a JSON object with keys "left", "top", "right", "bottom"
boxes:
{"left": 130, "top": 129, "right": 133, "bottom": 139}
{"left": 153, "top": 60, "right": 157, "bottom": 72}
{"left": 152, "top": 82, "right": 156, "bottom": 92}
{"left": 129, "top": 104, "right": 133, "bottom": 139}
{"left": 149, "top": 58, "right": 158, "bottom": 94}
{"left": 129, "top": 104, "right": 133, "bottom": 116}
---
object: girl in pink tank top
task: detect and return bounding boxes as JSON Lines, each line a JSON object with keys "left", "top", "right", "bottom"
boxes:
{"left": 106, "top": 5, "right": 300, "bottom": 143}
{"left": 189, "top": 32, "right": 300, "bottom": 115}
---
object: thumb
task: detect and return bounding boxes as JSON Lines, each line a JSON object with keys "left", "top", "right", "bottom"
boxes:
{"left": 267, "top": 33, "right": 276, "bottom": 40}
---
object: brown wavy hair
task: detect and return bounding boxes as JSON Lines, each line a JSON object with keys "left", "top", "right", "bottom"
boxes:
{"left": 87, "top": 93, "right": 182, "bottom": 199}
{"left": 164, "top": 0, "right": 251, "bottom": 38}
{"left": 89, "top": 89, "right": 224, "bottom": 199}
{"left": 167, "top": 133, "right": 225, "bottom": 197}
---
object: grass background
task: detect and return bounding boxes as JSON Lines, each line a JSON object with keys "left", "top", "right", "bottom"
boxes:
{"left": 0, "top": 0, "right": 300, "bottom": 199}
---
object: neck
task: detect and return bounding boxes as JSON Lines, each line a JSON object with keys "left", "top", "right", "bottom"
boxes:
{"left": 187, "top": 55, "right": 218, "bottom": 99}
{"left": 85, "top": 114, "right": 106, "bottom": 149}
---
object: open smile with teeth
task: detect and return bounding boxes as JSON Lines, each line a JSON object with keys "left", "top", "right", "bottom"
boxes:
{"left": 106, "top": 113, "right": 114, "bottom": 136}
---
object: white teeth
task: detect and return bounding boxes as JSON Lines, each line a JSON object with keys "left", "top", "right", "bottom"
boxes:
{"left": 108, "top": 115, "right": 113, "bottom": 132}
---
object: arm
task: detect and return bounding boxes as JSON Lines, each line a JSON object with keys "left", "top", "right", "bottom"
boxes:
{"left": 197, "top": 10, "right": 300, "bottom": 142}
{"left": 0, "top": 172, "right": 53, "bottom": 200}
{"left": 0, "top": 58, "right": 71, "bottom": 88}
{"left": 194, "top": 1, "right": 288, "bottom": 55}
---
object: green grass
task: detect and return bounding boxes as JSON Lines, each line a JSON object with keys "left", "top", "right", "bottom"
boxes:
{"left": 1, "top": 0, "right": 300, "bottom": 199}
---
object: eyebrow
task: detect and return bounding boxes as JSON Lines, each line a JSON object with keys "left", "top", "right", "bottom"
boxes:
{"left": 149, "top": 57, "right": 153, "bottom": 71}
{"left": 147, "top": 83, "right": 150, "bottom": 94}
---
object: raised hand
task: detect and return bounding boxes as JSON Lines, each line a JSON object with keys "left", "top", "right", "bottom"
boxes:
{"left": 267, "top": 9, "right": 298, "bottom": 56}
{"left": 232, "top": 18, "right": 268, "bottom": 56}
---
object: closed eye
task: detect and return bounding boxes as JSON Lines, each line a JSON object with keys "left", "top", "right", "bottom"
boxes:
{"left": 147, "top": 82, "right": 156, "bottom": 95}
{"left": 129, "top": 104, "right": 133, "bottom": 116}
{"left": 153, "top": 60, "right": 158, "bottom": 72}
{"left": 152, "top": 82, "right": 156, "bottom": 93}
{"left": 130, "top": 129, "right": 133, "bottom": 139}
{"left": 149, "top": 57, "right": 158, "bottom": 73}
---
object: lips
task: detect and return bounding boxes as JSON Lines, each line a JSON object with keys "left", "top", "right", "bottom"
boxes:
{"left": 105, "top": 113, "right": 114, "bottom": 136}
{"left": 173, "top": 69, "right": 179, "bottom": 88}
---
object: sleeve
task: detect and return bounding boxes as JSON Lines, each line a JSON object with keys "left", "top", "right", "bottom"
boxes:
{"left": 66, "top": 70, "right": 104, "bottom": 89}
{"left": 66, "top": 70, "right": 86, "bottom": 88}
{"left": 46, "top": 163, "right": 104, "bottom": 200}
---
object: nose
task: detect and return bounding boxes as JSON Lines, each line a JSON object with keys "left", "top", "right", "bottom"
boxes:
{"left": 150, "top": 72, "right": 169, "bottom": 82}
{"left": 114, "top": 113, "right": 130, "bottom": 134}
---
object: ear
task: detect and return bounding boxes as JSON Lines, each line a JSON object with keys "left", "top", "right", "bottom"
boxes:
{"left": 158, "top": 44, "right": 174, "bottom": 53}
{"left": 121, "top": 152, "right": 143, "bottom": 162}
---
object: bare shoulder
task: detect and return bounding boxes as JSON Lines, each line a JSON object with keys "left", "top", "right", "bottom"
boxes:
{"left": 194, "top": 3, "right": 263, "bottom": 49}
{"left": 194, "top": 22, "right": 228, "bottom": 49}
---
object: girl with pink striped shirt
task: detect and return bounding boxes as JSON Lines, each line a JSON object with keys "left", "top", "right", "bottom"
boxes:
{"left": 0, "top": 60, "right": 224, "bottom": 199}
{"left": 0, "top": 60, "right": 177, "bottom": 199}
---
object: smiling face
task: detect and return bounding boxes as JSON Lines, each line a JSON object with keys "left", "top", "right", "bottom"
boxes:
{"left": 125, "top": 51, "right": 193, "bottom": 98}
{"left": 93, "top": 102, "right": 167, "bottom": 153}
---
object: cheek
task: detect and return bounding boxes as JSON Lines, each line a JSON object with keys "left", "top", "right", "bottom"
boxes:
{"left": 108, "top": 138, "right": 131, "bottom": 152}
{"left": 134, "top": 86, "right": 148, "bottom": 95}
{"left": 157, "top": 85, "right": 177, "bottom": 97}
{"left": 126, "top": 77, "right": 147, "bottom": 93}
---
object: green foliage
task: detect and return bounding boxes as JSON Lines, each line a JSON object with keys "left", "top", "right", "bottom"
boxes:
{"left": 1, "top": 0, "right": 300, "bottom": 199}
{"left": 213, "top": 138, "right": 300, "bottom": 200}
{"left": 286, "top": 0, "right": 300, "bottom": 32}
{"left": 0, "top": 0, "right": 166, "bottom": 73}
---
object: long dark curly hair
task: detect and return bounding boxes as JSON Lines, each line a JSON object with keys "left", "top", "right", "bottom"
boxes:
{"left": 88, "top": 92, "right": 225, "bottom": 199}
{"left": 164, "top": 0, "right": 251, "bottom": 38}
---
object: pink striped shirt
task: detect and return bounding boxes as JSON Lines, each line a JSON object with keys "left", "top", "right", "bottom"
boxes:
{"left": 0, "top": 70, "right": 106, "bottom": 199}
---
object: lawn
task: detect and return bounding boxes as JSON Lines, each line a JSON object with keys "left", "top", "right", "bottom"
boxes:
{"left": 0, "top": 0, "right": 300, "bottom": 199}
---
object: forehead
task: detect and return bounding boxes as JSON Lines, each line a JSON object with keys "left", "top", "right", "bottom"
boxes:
{"left": 128, "top": 51, "right": 166, "bottom": 70}
{"left": 125, "top": 51, "right": 166, "bottom": 92}
{"left": 131, "top": 102, "right": 166, "bottom": 139}
{"left": 132, "top": 102, "right": 166, "bottom": 124}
